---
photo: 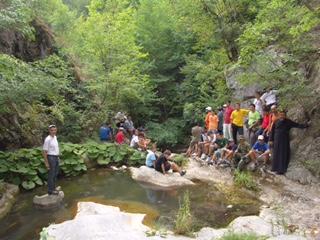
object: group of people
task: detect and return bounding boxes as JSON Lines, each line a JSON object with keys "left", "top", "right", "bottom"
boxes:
{"left": 99, "top": 112, "right": 187, "bottom": 177}
{"left": 186, "top": 90, "right": 310, "bottom": 175}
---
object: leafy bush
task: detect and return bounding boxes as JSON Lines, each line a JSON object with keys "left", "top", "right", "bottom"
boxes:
{"left": 218, "top": 232, "right": 266, "bottom": 240}
{"left": 172, "top": 154, "right": 189, "bottom": 167}
{"left": 233, "top": 170, "right": 259, "bottom": 191}
{"left": 146, "top": 118, "right": 185, "bottom": 148}
{"left": 174, "top": 191, "right": 193, "bottom": 236}
{"left": 0, "top": 142, "right": 146, "bottom": 190}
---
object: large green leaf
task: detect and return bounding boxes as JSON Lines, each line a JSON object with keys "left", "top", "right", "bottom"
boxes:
{"left": 22, "top": 181, "right": 36, "bottom": 190}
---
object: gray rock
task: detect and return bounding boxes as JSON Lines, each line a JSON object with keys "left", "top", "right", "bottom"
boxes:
{"left": 33, "top": 191, "right": 64, "bottom": 209}
{"left": 0, "top": 183, "right": 19, "bottom": 219}
{"left": 130, "top": 166, "right": 194, "bottom": 189}
{"left": 267, "top": 235, "right": 307, "bottom": 240}
{"left": 196, "top": 227, "right": 227, "bottom": 240}
{"left": 229, "top": 216, "right": 274, "bottom": 237}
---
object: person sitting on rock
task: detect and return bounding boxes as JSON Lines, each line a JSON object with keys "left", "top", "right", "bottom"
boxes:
{"left": 130, "top": 129, "right": 139, "bottom": 149}
{"left": 239, "top": 135, "right": 270, "bottom": 170}
{"left": 209, "top": 132, "right": 228, "bottom": 164}
{"left": 198, "top": 129, "right": 209, "bottom": 158}
{"left": 219, "top": 139, "right": 237, "bottom": 166}
{"left": 233, "top": 135, "right": 251, "bottom": 168}
{"left": 155, "top": 150, "right": 186, "bottom": 176}
{"left": 201, "top": 130, "right": 216, "bottom": 161}
{"left": 137, "top": 132, "right": 151, "bottom": 151}
{"left": 146, "top": 144, "right": 158, "bottom": 168}
{"left": 115, "top": 127, "right": 127, "bottom": 145}
{"left": 186, "top": 122, "right": 202, "bottom": 157}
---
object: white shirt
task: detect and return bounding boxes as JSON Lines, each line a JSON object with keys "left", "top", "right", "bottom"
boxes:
{"left": 261, "top": 90, "right": 277, "bottom": 106}
{"left": 253, "top": 98, "right": 263, "bottom": 115}
{"left": 130, "top": 135, "right": 139, "bottom": 147}
{"left": 43, "top": 135, "right": 59, "bottom": 156}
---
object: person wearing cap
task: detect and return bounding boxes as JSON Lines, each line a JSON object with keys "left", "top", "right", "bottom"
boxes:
{"left": 223, "top": 101, "right": 233, "bottom": 140}
{"left": 43, "top": 125, "right": 60, "bottom": 195}
{"left": 230, "top": 103, "right": 250, "bottom": 144}
{"left": 205, "top": 107, "right": 212, "bottom": 130}
{"left": 233, "top": 135, "right": 251, "bottom": 168}
{"left": 269, "top": 109, "right": 309, "bottom": 174}
{"left": 246, "top": 135, "right": 270, "bottom": 166}
{"left": 115, "top": 127, "right": 127, "bottom": 144}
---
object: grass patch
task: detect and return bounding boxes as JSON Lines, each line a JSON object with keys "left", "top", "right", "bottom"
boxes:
{"left": 174, "top": 191, "right": 193, "bottom": 236}
{"left": 234, "top": 170, "right": 259, "bottom": 191}
{"left": 172, "top": 154, "right": 189, "bottom": 167}
{"left": 218, "top": 232, "right": 267, "bottom": 240}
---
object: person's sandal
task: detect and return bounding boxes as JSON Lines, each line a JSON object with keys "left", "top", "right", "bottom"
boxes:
{"left": 180, "top": 170, "right": 186, "bottom": 176}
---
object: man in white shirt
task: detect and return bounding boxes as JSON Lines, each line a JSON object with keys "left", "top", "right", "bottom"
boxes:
{"left": 43, "top": 125, "right": 60, "bottom": 195}
{"left": 261, "top": 89, "right": 277, "bottom": 109}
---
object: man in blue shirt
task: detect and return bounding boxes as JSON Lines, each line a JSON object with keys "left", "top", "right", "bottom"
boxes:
{"left": 99, "top": 123, "right": 112, "bottom": 142}
{"left": 146, "top": 144, "right": 157, "bottom": 168}
{"left": 247, "top": 135, "right": 270, "bottom": 165}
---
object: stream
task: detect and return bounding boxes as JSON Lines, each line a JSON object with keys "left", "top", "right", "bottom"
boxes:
{"left": 0, "top": 168, "right": 260, "bottom": 240}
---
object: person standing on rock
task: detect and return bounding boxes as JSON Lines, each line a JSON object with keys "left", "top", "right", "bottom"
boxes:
{"left": 230, "top": 103, "right": 250, "bottom": 144}
{"left": 269, "top": 110, "right": 309, "bottom": 175}
{"left": 43, "top": 125, "right": 60, "bottom": 195}
{"left": 223, "top": 101, "right": 233, "bottom": 140}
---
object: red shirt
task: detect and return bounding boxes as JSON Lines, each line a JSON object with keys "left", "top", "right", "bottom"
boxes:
{"left": 115, "top": 131, "right": 125, "bottom": 144}
{"left": 224, "top": 106, "right": 234, "bottom": 124}
{"left": 261, "top": 114, "right": 270, "bottom": 129}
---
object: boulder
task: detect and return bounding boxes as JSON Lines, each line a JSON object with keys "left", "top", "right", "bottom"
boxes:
{"left": 229, "top": 216, "right": 276, "bottom": 237}
{"left": 33, "top": 191, "right": 64, "bottom": 209}
{"left": 196, "top": 227, "right": 227, "bottom": 240}
{"left": 267, "top": 235, "right": 307, "bottom": 240}
{"left": 0, "top": 183, "right": 19, "bottom": 219}
{"left": 45, "top": 202, "right": 191, "bottom": 240}
{"left": 130, "top": 166, "right": 194, "bottom": 189}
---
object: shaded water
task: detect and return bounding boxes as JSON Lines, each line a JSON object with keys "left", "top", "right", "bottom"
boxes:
{"left": 0, "top": 169, "right": 260, "bottom": 240}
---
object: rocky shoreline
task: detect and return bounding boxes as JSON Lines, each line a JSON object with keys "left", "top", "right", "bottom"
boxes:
{"left": 0, "top": 183, "right": 19, "bottom": 220}
{"left": 43, "top": 157, "right": 320, "bottom": 239}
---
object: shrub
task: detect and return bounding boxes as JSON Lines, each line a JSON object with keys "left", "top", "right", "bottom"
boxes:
{"left": 233, "top": 170, "right": 259, "bottom": 191}
{"left": 171, "top": 154, "right": 189, "bottom": 167}
{"left": 0, "top": 142, "right": 146, "bottom": 190}
{"left": 174, "top": 191, "right": 193, "bottom": 236}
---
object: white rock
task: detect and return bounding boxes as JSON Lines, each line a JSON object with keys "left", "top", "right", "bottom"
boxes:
{"left": 267, "top": 235, "right": 307, "bottom": 240}
{"left": 46, "top": 202, "right": 191, "bottom": 240}
{"left": 229, "top": 216, "right": 274, "bottom": 237}
{"left": 130, "top": 166, "right": 194, "bottom": 189}
{"left": 196, "top": 227, "right": 227, "bottom": 240}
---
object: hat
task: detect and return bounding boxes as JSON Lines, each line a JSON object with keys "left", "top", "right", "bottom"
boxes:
{"left": 239, "top": 135, "right": 245, "bottom": 140}
{"left": 223, "top": 104, "right": 227, "bottom": 108}
{"left": 258, "top": 135, "right": 264, "bottom": 140}
{"left": 205, "top": 106, "right": 212, "bottom": 111}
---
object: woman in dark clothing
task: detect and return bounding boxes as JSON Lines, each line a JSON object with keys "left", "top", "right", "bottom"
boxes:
{"left": 269, "top": 110, "right": 309, "bottom": 174}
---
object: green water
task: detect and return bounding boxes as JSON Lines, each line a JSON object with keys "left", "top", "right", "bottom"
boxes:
{"left": 0, "top": 169, "right": 260, "bottom": 240}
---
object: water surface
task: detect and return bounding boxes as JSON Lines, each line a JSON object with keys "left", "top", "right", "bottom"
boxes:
{"left": 0, "top": 169, "right": 260, "bottom": 240}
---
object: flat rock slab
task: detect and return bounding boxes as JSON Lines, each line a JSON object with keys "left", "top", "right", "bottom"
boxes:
{"left": 33, "top": 191, "right": 64, "bottom": 209}
{"left": 46, "top": 202, "right": 191, "bottom": 240}
{"left": 130, "top": 166, "right": 194, "bottom": 189}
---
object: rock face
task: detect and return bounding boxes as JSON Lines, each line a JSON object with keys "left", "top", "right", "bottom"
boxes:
{"left": 33, "top": 191, "right": 64, "bottom": 209}
{"left": 44, "top": 202, "right": 306, "bottom": 240}
{"left": 130, "top": 166, "right": 194, "bottom": 189}
{"left": 0, "top": 183, "right": 19, "bottom": 220}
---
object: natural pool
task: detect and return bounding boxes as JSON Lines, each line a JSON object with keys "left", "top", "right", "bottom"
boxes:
{"left": 0, "top": 168, "right": 260, "bottom": 240}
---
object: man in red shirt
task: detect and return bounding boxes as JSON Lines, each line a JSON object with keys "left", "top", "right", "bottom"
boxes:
{"left": 115, "top": 128, "right": 126, "bottom": 144}
{"left": 223, "top": 101, "right": 233, "bottom": 140}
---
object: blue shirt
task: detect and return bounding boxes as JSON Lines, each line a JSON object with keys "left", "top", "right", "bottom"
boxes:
{"left": 253, "top": 142, "right": 269, "bottom": 153}
{"left": 99, "top": 126, "right": 111, "bottom": 141}
{"left": 146, "top": 150, "right": 156, "bottom": 167}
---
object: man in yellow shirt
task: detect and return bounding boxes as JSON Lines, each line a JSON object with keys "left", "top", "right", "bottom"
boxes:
{"left": 230, "top": 103, "right": 250, "bottom": 144}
